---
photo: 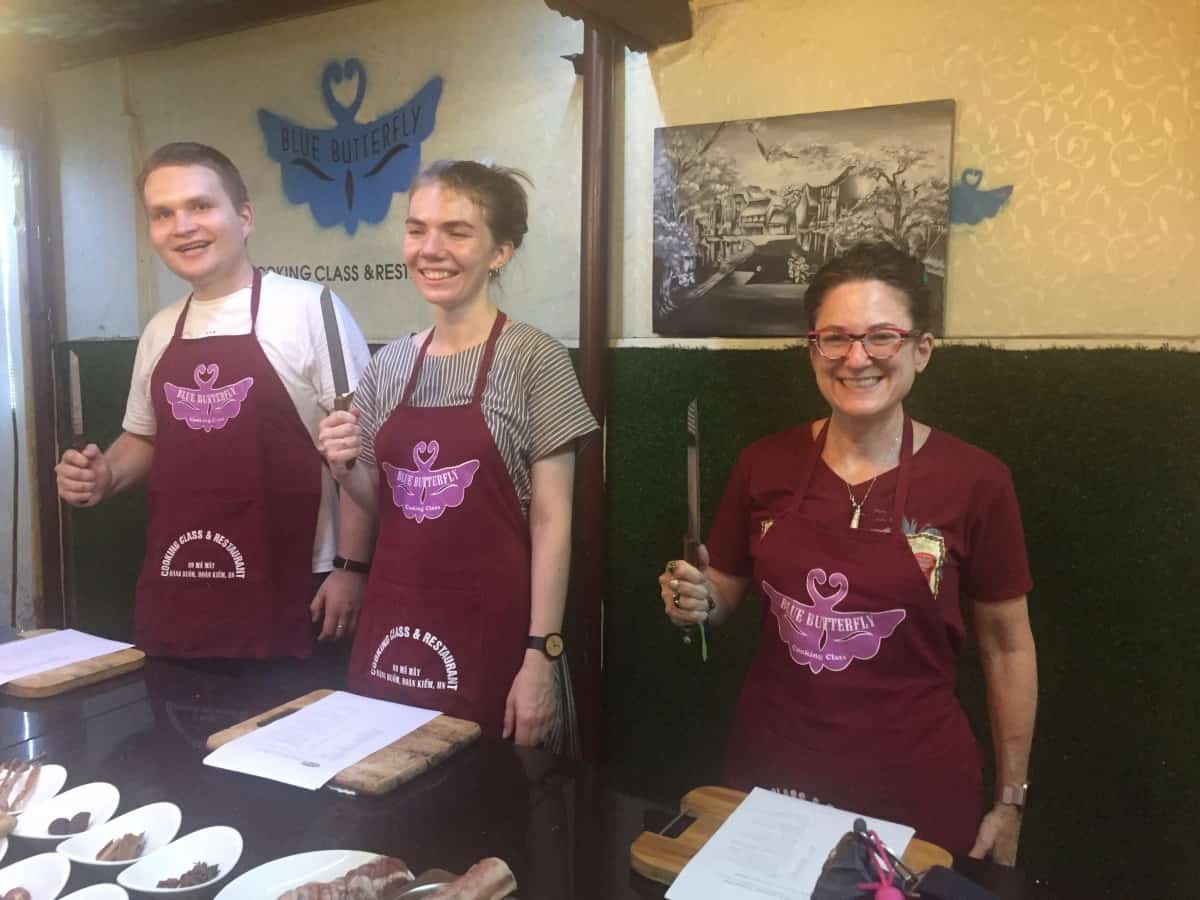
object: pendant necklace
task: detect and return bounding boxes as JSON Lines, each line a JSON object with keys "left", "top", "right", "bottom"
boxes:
{"left": 840, "top": 423, "right": 903, "bottom": 529}
{"left": 845, "top": 477, "right": 878, "bottom": 529}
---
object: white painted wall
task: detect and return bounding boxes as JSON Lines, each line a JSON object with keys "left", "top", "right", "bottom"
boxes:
{"left": 48, "top": 0, "right": 584, "bottom": 343}
{"left": 0, "top": 138, "right": 37, "bottom": 629}
{"left": 47, "top": 59, "right": 142, "bottom": 341}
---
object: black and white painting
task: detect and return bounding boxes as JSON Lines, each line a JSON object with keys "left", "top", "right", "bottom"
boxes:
{"left": 653, "top": 99, "right": 954, "bottom": 337}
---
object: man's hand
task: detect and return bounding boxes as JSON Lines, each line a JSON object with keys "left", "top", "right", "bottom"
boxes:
{"left": 310, "top": 569, "right": 364, "bottom": 641}
{"left": 55, "top": 444, "right": 112, "bottom": 507}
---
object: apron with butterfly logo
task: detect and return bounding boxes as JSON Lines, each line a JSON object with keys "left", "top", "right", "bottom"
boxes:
{"left": 724, "top": 416, "right": 982, "bottom": 853}
{"left": 347, "top": 313, "right": 529, "bottom": 736}
{"left": 136, "top": 268, "right": 321, "bottom": 658}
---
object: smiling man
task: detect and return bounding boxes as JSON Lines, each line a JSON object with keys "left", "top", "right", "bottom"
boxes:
{"left": 55, "top": 142, "right": 373, "bottom": 659}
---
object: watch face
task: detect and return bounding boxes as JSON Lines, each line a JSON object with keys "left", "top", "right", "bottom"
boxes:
{"left": 544, "top": 634, "right": 565, "bottom": 658}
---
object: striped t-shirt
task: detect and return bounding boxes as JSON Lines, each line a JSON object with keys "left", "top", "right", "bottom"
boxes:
{"left": 356, "top": 320, "right": 598, "bottom": 514}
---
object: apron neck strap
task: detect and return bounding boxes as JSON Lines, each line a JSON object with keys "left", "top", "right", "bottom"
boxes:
{"left": 788, "top": 419, "right": 829, "bottom": 518}
{"left": 172, "top": 267, "right": 263, "bottom": 340}
{"left": 472, "top": 311, "right": 507, "bottom": 402}
{"left": 249, "top": 267, "right": 263, "bottom": 328}
{"left": 891, "top": 414, "right": 913, "bottom": 533}
{"left": 401, "top": 327, "right": 436, "bottom": 407}
{"left": 788, "top": 414, "right": 914, "bottom": 531}
{"left": 401, "top": 310, "right": 507, "bottom": 407}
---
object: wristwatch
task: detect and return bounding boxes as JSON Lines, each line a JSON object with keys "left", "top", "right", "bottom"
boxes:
{"left": 526, "top": 633, "right": 565, "bottom": 660}
{"left": 998, "top": 782, "right": 1029, "bottom": 811}
{"left": 332, "top": 555, "right": 371, "bottom": 575}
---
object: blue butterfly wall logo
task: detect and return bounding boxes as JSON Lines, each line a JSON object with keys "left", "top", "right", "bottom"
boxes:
{"left": 258, "top": 60, "right": 443, "bottom": 234}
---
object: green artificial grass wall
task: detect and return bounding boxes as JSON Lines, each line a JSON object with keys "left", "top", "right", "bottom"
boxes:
{"left": 61, "top": 340, "right": 146, "bottom": 642}
{"left": 59, "top": 340, "right": 1197, "bottom": 897}
{"left": 605, "top": 345, "right": 1199, "bottom": 899}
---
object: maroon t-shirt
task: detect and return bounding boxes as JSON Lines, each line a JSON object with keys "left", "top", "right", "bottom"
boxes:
{"left": 708, "top": 424, "right": 1032, "bottom": 653}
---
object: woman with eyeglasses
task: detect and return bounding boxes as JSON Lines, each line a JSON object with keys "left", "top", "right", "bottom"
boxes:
{"left": 656, "top": 242, "right": 1037, "bottom": 864}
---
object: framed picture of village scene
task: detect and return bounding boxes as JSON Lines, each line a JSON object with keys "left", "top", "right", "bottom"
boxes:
{"left": 652, "top": 99, "right": 954, "bottom": 337}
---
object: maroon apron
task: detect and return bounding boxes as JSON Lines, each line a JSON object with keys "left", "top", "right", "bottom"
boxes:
{"left": 724, "top": 417, "right": 982, "bottom": 853}
{"left": 135, "top": 269, "right": 321, "bottom": 659}
{"left": 347, "top": 312, "right": 530, "bottom": 736}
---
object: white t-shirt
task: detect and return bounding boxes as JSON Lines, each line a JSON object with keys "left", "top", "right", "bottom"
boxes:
{"left": 123, "top": 271, "right": 371, "bottom": 572}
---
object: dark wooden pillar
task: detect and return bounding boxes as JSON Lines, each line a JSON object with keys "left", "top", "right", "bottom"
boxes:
{"left": 572, "top": 23, "right": 614, "bottom": 761}
{"left": 24, "top": 87, "right": 67, "bottom": 630}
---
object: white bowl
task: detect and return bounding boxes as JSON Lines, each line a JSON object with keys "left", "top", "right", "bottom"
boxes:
{"left": 60, "top": 887, "right": 129, "bottom": 900}
{"left": 215, "top": 850, "right": 383, "bottom": 900}
{"left": 0, "top": 851, "right": 71, "bottom": 900}
{"left": 8, "top": 765, "right": 69, "bottom": 814}
{"left": 57, "top": 802, "right": 182, "bottom": 868}
{"left": 15, "top": 783, "right": 121, "bottom": 842}
{"left": 118, "top": 826, "right": 241, "bottom": 895}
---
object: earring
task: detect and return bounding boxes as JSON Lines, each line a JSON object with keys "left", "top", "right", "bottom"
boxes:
{"left": 489, "top": 266, "right": 503, "bottom": 279}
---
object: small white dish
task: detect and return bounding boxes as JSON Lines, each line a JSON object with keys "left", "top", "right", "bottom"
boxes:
{"left": 15, "top": 783, "right": 121, "bottom": 842}
{"left": 7, "top": 765, "right": 69, "bottom": 814}
{"left": 118, "top": 826, "right": 241, "bottom": 895}
{"left": 57, "top": 802, "right": 181, "bottom": 868}
{"left": 0, "top": 851, "right": 71, "bottom": 900}
{"left": 60, "top": 886, "right": 129, "bottom": 900}
{"left": 214, "top": 850, "right": 382, "bottom": 899}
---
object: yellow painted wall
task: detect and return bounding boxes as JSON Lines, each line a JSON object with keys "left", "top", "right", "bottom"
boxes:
{"left": 618, "top": 0, "right": 1199, "bottom": 343}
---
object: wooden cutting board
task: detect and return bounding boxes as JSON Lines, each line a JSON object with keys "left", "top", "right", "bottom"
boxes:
{"left": 630, "top": 786, "right": 954, "bottom": 885}
{"left": 205, "top": 689, "right": 481, "bottom": 795}
{"left": 1, "top": 629, "right": 146, "bottom": 699}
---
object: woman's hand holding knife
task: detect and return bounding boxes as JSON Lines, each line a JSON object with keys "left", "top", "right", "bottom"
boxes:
{"left": 317, "top": 408, "right": 378, "bottom": 517}
{"left": 318, "top": 409, "right": 362, "bottom": 478}
{"left": 659, "top": 545, "right": 719, "bottom": 631}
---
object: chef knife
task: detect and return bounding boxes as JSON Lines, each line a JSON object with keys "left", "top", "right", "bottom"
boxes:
{"left": 682, "top": 398, "right": 708, "bottom": 661}
{"left": 319, "top": 286, "right": 355, "bottom": 468}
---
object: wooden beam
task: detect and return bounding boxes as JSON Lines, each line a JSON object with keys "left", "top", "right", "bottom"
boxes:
{"left": 543, "top": 0, "right": 692, "bottom": 51}
{"left": 572, "top": 23, "right": 614, "bottom": 761}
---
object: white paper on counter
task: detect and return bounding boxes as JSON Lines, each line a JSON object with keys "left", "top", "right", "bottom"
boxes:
{"left": 665, "top": 787, "right": 915, "bottom": 900}
{"left": 202, "top": 690, "right": 440, "bottom": 790}
{"left": 0, "top": 629, "right": 134, "bottom": 684}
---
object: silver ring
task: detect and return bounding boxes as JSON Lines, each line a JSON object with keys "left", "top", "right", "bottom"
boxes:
{"left": 671, "top": 591, "right": 681, "bottom": 609}
{"left": 336, "top": 623, "right": 346, "bottom": 632}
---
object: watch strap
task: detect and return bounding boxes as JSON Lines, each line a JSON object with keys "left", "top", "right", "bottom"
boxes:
{"left": 526, "top": 633, "right": 564, "bottom": 659}
{"left": 998, "top": 782, "right": 1029, "bottom": 809}
{"left": 332, "top": 555, "right": 371, "bottom": 574}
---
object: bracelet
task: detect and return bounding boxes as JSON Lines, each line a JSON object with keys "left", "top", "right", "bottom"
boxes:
{"left": 332, "top": 555, "right": 371, "bottom": 574}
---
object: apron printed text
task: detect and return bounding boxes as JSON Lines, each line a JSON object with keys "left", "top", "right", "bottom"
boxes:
{"left": 370, "top": 624, "right": 460, "bottom": 691}
{"left": 763, "top": 569, "right": 906, "bottom": 673}
{"left": 163, "top": 363, "right": 254, "bottom": 432}
{"left": 382, "top": 440, "right": 481, "bottom": 523}
{"left": 159, "top": 529, "right": 248, "bottom": 579}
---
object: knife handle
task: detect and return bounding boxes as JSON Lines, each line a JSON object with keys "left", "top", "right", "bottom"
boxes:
{"left": 682, "top": 537, "right": 702, "bottom": 567}
{"left": 333, "top": 394, "right": 356, "bottom": 470}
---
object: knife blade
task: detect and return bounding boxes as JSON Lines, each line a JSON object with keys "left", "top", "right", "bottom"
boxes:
{"left": 67, "top": 350, "right": 85, "bottom": 450}
{"left": 319, "top": 286, "right": 352, "bottom": 406}
{"left": 682, "top": 398, "right": 708, "bottom": 661}
{"left": 319, "top": 286, "right": 356, "bottom": 467}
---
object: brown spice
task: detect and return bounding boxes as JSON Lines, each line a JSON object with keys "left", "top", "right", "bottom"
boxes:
{"left": 157, "top": 861, "right": 219, "bottom": 888}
